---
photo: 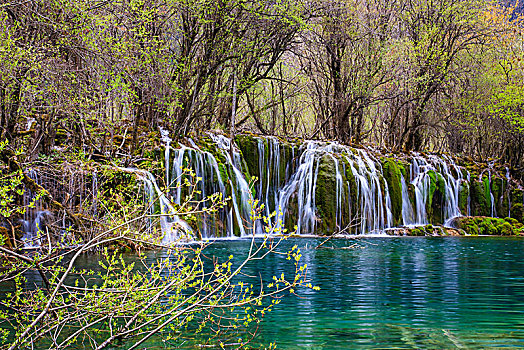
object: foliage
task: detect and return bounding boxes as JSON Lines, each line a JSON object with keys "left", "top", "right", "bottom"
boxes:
{"left": 2, "top": 0, "right": 524, "bottom": 166}
{"left": 0, "top": 169, "right": 314, "bottom": 349}
{"left": 0, "top": 141, "right": 42, "bottom": 220}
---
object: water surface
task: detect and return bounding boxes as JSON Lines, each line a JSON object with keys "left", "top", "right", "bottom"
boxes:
{"left": 204, "top": 237, "right": 524, "bottom": 349}
{"left": 11, "top": 237, "right": 524, "bottom": 349}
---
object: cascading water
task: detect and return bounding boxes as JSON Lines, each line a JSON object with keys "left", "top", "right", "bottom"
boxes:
{"left": 407, "top": 154, "right": 464, "bottom": 227}
{"left": 438, "top": 155, "right": 463, "bottom": 226}
{"left": 485, "top": 161, "right": 498, "bottom": 218}
{"left": 130, "top": 132, "right": 518, "bottom": 240}
{"left": 345, "top": 148, "right": 393, "bottom": 234}
{"left": 409, "top": 155, "right": 433, "bottom": 225}
{"left": 467, "top": 172, "right": 471, "bottom": 217}
{"left": 207, "top": 134, "right": 253, "bottom": 236}
{"left": 127, "top": 167, "right": 193, "bottom": 242}
{"left": 274, "top": 142, "right": 321, "bottom": 235}
{"left": 270, "top": 141, "right": 394, "bottom": 235}
{"left": 21, "top": 169, "right": 47, "bottom": 247}
{"left": 506, "top": 167, "right": 511, "bottom": 218}
{"left": 160, "top": 126, "right": 172, "bottom": 186}
{"left": 167, "top": 144, "right": 232, "bottom": 238}
{"left": 257, "top": 137, "right": 285, "bottom": 230}
{"left": 144, "top": 132, "right": 257, "bottom": 240}
{"left": 401, "top": 173, "right": 415, "bottom": 225}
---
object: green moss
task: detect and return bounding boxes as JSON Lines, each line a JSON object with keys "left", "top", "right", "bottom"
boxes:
{"left": 496, "top": 222, "right": 514, "bottom": 236}
{"left": 483, "top": 175, "right": 492, "bottom": 211}
{"left": 315, "top": 155, "right": 338, "bottom": 234}
{"left": 470, "top": 176, "right": 490, "bottom": 216}
{"left": 438, "top": 174, "right": 447, "bottom": 199}
{"left": 454, "top": 216, "right": 521, "bottom": 236}
{"left": 458, "top": 182, "right": 469, "bottom": 214}
{"left": 425, "top": 170, "right": 445, "bottom": 224}
{"left": 510, "top": 189, "right": 524, "bottom": 211}
{"left": 505, "top": 217, "right": 519, "bottom": 226}
{"left": 465, "top": 223, "right": 480, "bottom": 235}
{"left": 217, "top": 163, "right": 229, "bottom": 186}
{"left": 382, "top": 158, "right": 402, "bottom": 226}
{"left": 410, "top": 228, "right": 423, "bottom": 236}
{"left": 478, "top": 217, "right": 496, "bottom": 235}
{"left": 344, "top": 158, "right": 359, "bottom": 233}
{"left": 511, "top": 203, "right": 524, "bottom": 224}
{"left": 235, "top": 135, "right": 258, "bottom": 176}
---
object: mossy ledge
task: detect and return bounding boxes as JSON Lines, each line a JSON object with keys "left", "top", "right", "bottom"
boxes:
{"left": 451, "top": 216, "right": 524, "bottom": 236}
{"left": 385, "top": 217, "right": 524, "bottom": 237}
{"left": 385, "top": 225, "right": 464, "bottom": 236}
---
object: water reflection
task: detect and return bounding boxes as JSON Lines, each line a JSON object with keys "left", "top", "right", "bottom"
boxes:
{"left": 10, "top": 237, "right": 524, "bottom": 349}
{"left": 253, "top": 237, "right": 524, "bottom": 349}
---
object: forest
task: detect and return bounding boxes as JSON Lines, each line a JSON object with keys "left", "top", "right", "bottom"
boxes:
{"left": 1, "top": 0, "right": 524, "bottom": 349}
{"left": 1, "top": 0, "right": 524, "bottom": 165}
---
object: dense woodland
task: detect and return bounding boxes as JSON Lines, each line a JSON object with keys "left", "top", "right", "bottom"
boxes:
{"left": 1, "top": 0, "right": 524, "bottom": 169}
{"left": 2, "top": 1, "right": 524, "bottom": 348}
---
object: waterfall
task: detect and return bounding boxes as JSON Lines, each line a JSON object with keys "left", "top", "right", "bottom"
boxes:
{"left": 167, "top": 144, "right": 233, "bottom": 238}
{"left": 160, "top": 126, "right": 172, "bottom": 186}
{"left": 438, "top": 155, "right": 463, "bottom": 226}
{"left": 401, "top": 173, "right": 415, "bottom": 225}
{"left": 346, "top": 148, "right": 393, "bottom": 233}
{"left": 207, "top": 133, "right": 253, "bottom": 236}
{"left": 506, "top": 167, "right": 511, "bottom": 218}
{"left": 270, "top": 141, "right": 394, "bottom": 235}
{"left": 331, "top": 154, "right": 344, "bottom": 230}
{"left": 410, "top": 155, "right": 432, "bottom": 225}
{"left": 487, "top": 163, "right": 497, "bottom": 218}
{"left": 128, "top": 132, "right": 519, "bottom": 239}
{"left": 21, "top": 169, "right": 46, "bottom": 247}
{"left": 408, "top": 154, "right": 464, "bottom": 226}
{"left": 275, "top": 142, "right": 321, "bottom": 235}
{"left": 256, "top": 137, "right": 292, "bottom": 232}
{"left": 467, "top": 172, "right": 471, "bottom": 216}
{"left": 158, "top": 133, "right": 255, "bottom": 239}
{"left": 127, "top": 167, "right": 193, "bottom": 242}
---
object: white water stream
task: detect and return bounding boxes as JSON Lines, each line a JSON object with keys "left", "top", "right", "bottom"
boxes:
{"left": 20, "top": 134, "right": 519, "bottom": 245}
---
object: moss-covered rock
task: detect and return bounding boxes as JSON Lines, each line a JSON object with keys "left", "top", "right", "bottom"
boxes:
{"left": 315, "top": 155, "right": 338, "bottom": 234}
{"left": 343, "top": 157, "right": 359, "bottom": 232}
{"left": 511, "top": 202, "right": 524, "bottom": 224}
{"left": 235, "top": 134, "right": 259, "bottom": 178}
{"left": 387, "top": 225, "right": 462, "bottom": 236}
{"left": 382, "top": 158, "right": 402, "bottom": 226}
{"left": 425, "top": 170, "right": 446, "bottom": 224}
{"left": 452, "top": 216, "right": 523, "bottom": 236}
{"left": 458, "top": 181, "right": 469, "bottom": 214}
{"left": 409, "top": 227, "right": 424, "bottom": 236}
{"left": 470, "top": 176, "right": 490, "bottom": 216}
{"left": 496, "top": 222, "right": 514, "bottom": 236}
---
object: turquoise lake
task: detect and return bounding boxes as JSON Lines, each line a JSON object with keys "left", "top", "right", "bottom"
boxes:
{"left": 188, "top": 236, "right": 524, "bottom": 349}
{"left": 9, "top": 236, "right": 524, "bottom": 349}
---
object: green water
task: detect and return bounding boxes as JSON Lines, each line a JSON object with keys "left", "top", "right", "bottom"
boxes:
{"left": 195, "top": 237, "right": 524, "bottom": 349}
{"left": 10, "top": 237, "right": 524, "bottom": 348}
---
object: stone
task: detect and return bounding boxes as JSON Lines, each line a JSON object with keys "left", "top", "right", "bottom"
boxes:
{"left": 382, "top": 158, "right": 403, "bottom": 226}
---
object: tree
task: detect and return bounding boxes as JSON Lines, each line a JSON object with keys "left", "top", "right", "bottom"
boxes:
{"left": 0, "top": 170, "right": 314, "bottom": 349}
{"left": 298, "top": 0, "right": 398, "bottom": 143}
{"left": 382, "top": 0, "right": 490, "bottom": 151}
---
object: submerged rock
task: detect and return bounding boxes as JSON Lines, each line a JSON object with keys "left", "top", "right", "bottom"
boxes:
{"left": 385, "top": 225, "right": 463, "bottom": 237}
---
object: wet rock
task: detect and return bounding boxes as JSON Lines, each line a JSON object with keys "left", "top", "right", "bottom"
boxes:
{"left": 451, "top": 216, "right": 524, "bottom": 236}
